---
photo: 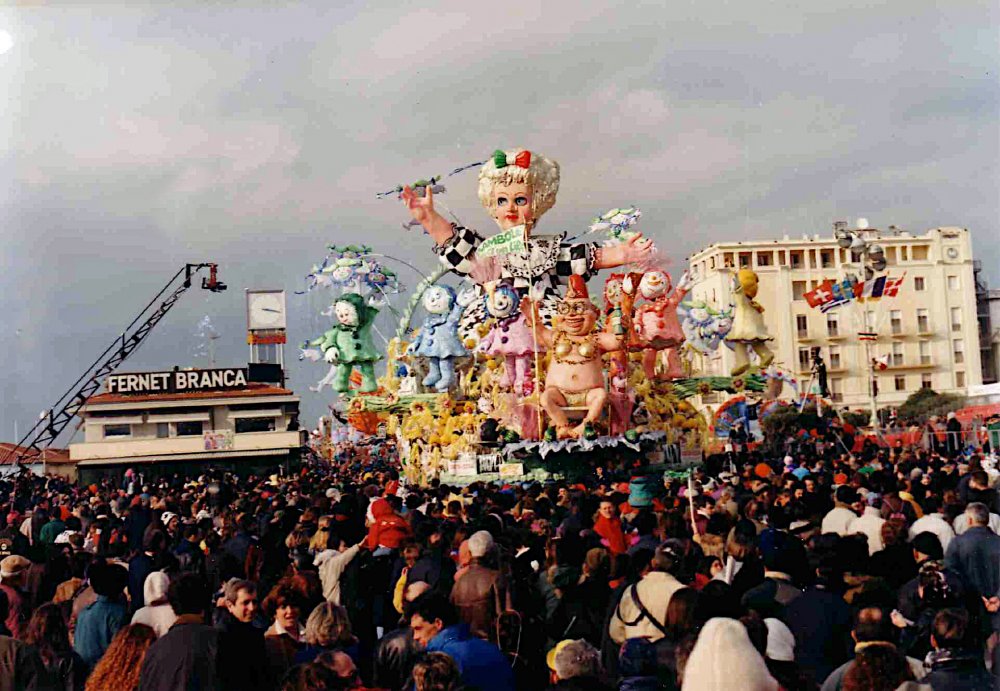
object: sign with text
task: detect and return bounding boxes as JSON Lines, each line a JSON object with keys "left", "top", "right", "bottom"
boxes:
{"left": 477, "top": 226, "right": 527, "bottom": 257}
{"left": 477, "top": 453, "right": 500, "bottom": 474}
{"left": 105, "top": 368, "right": 249, "bottom": 395}
{"left": 449, "top": 453, "right": 478, "bottom": 476}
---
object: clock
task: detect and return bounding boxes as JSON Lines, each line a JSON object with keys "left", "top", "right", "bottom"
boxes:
{"left": 946, "top": 247, "right": 959, "bottom": 260}
{"left": 247, "top": 290, "right": 286, "bottom": 330}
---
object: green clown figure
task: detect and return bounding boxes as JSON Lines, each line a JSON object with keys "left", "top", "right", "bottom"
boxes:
{"left": 317, "top": 292, "right": 381, "bottom": 393}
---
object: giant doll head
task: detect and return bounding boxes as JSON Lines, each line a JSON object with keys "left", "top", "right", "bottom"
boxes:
{"left": 557, "top": 275, "right": 599, "bottom": 337}
{"left": 638, "top": 270, "right": 672, "bottom": 300}
{"left": 478, "top": 149, "right": 560, "bottom": 232}
{"left": 484, "top": 281, "right": 519, "bottom": 321}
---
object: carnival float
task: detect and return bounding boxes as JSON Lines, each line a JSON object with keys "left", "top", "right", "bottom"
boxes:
{"left": 300, "top": 150, "right": 793, "bottom": 483}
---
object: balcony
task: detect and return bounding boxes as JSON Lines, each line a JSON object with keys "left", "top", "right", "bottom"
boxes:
{"left": 70, "top": 430, "right": 302, "bottom": 461}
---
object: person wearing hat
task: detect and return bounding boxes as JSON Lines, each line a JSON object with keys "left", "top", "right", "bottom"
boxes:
{"left": 73, "top": 561, "right": 129, "bottom": 668}
{"left": 609, "top": 540, "right": 686, "bottom": 645}
{"left": 820, "top": 486, "right": 859, "bottom": 537}
{"left": 546, "top": 638, "right": 609, "bottom": 690}
{"left": 0, "top": 555, "right": 31, "bottom": 640}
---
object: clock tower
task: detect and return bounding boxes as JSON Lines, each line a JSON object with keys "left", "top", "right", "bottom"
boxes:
{"left": 246, "top": 289, "right": 287, "bottom": 368}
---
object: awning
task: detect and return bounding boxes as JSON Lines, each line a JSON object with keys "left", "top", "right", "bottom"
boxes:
{"left": 96, "top": 416, "right": 145, "bottom": 425}
{"left": 147, "top": 412, "right": 212, "bottom": 424}
{"left": 75, "top": 447, "right": 292, "bottom": 467}
{"left": 229, "top": 409, "right": 282, "bottom": 420}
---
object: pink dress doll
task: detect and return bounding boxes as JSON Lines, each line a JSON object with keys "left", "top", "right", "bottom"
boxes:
{"left": 478, "top": 282, "right": 541, "bottom": 395}
{"left": 629, "top": 270, "right": 692, "bottom": 380}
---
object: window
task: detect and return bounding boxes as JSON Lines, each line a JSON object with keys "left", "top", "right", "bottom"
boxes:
{"left": 723, "top": 252, "right": 735, "bottom": 268}
{"left": 756, "top": 252, "right": 772, "bottom": 267}
{"left": 901, "top": 246, "right": 909, "bottom": 261}
{"left": 792, "top": 281, "right": 807, "bottom": 301}
{"left": 796, "top": 315, "right": 808, "bottom": 338}
{"left": 850, "top": 249, "right": 863, "bottom": 263}
{"left": 176, "top": 421, "right": 203, "bottom": 436}
{"left": 894, "top": 375, "right": 906, "bottom": 391}
{"left": 912, "top": 245, "right": 928, "bottom": 260}
{"left": 790, "top": 251, "right": 803, "bottom": 269}
{"left": 956, "top": 371, "right": 965, "bottom": 388}
{"left": 917, "top": 308, "right": 929, "bottom": 333}
{"left": 951, "top": 307, "right": 962, "bottom": 332}
{"left": 798, "top": 348, "right": 812, "bottom": 371}
{"left": 709, "top": 257, "right": 716, "bottom": 270}
{"left": 156, "top": 423, "right": 169, "bottom": 439}
{"left": 919, "top": 341, "right": 931, "bottom": 365}
{"left": 103, "top": 424, "right": 131, "bottom": 438}
{"left": 953, "top": 339, "right": 964, "bottom": 364}
{"left": 891, "top": 342, "right": 903, "bottom": 366}
{"left": 828, "top": 346, "right": 841, "bottom": 369}
{"left": 921, "top": 373, "right": 933, "bottom": 389}
{"left": 826, "top": 313, "right": 839, "bottom": 337}
{"left": 830, "top": 378, "right": 843, "bottom": 402}
{"left": 236, "top": 417, "right": 276, "bottom": 434}
{"left": 738, "top": 252, "right": 751, "bottom": 268}
{"left": 914, "top": 276, "right": 925, "bottom": 291}
{"left": 820, "top": 250, "right": 833, "bottom": 268}
{"left": 890, "top": 310, "right": 903, "bottom": 335}
{"left": 947, "top": 275, "right": 958, "bottom": 291}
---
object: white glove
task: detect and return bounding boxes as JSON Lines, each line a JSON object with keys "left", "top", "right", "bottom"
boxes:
{"left": 324, "top": 348, "right": 339, "bottom": 363}
{"left": 622, "top": 274, "right": 635, "bottom": 295}
{"left": 678, "top": 270, "right": 693, "bottom": 291}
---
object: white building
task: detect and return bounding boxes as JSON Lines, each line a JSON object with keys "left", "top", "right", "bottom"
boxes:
{"left": 686, "top": 226, "right": 983, "bottom": 409}
{"left": 69, "top": 367, "right": 303, "bottom": 483}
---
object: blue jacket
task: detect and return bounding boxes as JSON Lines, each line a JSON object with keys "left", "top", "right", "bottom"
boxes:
{"left": 73, "top": 595, "right": 128, "bottom": 667}
{"left": 425, "top": 624, "right": 514, "bottom": 691}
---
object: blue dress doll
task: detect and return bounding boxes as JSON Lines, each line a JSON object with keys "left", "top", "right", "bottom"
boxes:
{"left": 407, "top": 285, "right": 469, "bottom": 391}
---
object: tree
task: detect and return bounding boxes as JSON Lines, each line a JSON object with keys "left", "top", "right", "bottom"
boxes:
{"left": 896, "top": 389, "right": 965, "bottom": 425}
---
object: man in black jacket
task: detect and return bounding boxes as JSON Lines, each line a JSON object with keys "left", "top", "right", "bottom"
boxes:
{"left": 139, "top": 573, "right": 219, "bottom": 691}
{"left": 215, "top": 579, "right": 270, "bottom": 691}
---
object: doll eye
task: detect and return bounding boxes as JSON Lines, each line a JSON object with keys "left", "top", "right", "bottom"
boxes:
{"left": 497, "top": 197, "right": 508, "bottom": 207}
{"left": 514, "top": 196, "right": 528, "bottom": 206}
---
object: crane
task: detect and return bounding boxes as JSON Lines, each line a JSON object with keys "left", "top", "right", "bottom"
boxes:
{"left": 2, "top": 263, "right": 227, "bottom": 465}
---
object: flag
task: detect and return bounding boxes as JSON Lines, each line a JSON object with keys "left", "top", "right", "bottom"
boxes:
{"left": 805, "top": 280, "right": 834, "bottom": 308}
{"left": 820, "top": 279, "right": 855, "bottom": 313}
{"left": 873, "top": 354, "right": 889, "bottom": 370}
{"left": 854, "top": 275, "right": 887, "bottom": 301}
{"left": 883, "top": 273, "right": 905, "bottom": 298}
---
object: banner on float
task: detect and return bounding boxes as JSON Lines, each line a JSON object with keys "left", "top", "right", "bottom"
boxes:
{"left": 477, "top": 453, "right": 501, "bottom": 474}
{"left": 499, "top": 462, "right": 525, "bottom": 479}
{"left": 449, "top": 453, "right": 478, "bottom": 476}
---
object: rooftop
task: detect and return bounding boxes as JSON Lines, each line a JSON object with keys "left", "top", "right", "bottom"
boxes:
{"left": 0, "top": 443, "right": 71, "bottom": 465}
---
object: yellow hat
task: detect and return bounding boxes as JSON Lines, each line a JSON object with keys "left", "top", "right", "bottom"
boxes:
{"left": 546, "top": 640, "right": 573, "bottom": 671}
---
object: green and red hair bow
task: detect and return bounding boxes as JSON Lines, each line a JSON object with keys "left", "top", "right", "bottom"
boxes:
{"left": 492, "top": 149, "right": 531, "bottom": 169}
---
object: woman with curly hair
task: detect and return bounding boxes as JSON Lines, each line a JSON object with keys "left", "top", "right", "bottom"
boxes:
{"left": 411, "top": 652, "right": 463, "bottom": 691}
{"left": 841, "top": 643, "right": 914, "bottom": 691}
{"left": 83, "top": 623, "right": 156, "bottom": 691}
{"left": 23, "top": 603, "right": 87, "bottom": 691}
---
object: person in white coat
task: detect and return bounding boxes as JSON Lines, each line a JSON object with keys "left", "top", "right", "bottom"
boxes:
{"left": 609, "top": 540, "right": 687, "bottom": 644}
{"left": 314, "top": 538, "right": 364, "bottom": 605}
{"left": 131, "top": 571, "right": 176, "bottom": 637}
{"left": 682, "top": 617, "right": 778, "bottom": 690}
{"left": 847, "top": 493, "right": 886, "bottom": 556}
{"left": 820, "top": 487, "right": 858, "bottom": 536}
{"left": 907, "top": 496, "right": 955, "bottom": 552}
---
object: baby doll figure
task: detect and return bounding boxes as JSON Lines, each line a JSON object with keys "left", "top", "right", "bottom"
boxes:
{"left": 478, "top": 282, "right": 541, "bottom": 395}
{"left": 725, "top": 268, "right": 774, "bottom": 375}
{"left": 407, "top": 285, "right": 470, "bottom": 392}
{"left": 629, "top": 270, "right": 691, "bottom": 380}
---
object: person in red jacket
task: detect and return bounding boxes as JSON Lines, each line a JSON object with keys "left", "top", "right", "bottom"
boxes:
{"left": 592, "top": 500, "right": 627, "bottom": 556}
{"left": 366, "top": 498, "right": 413, "bottom": 552}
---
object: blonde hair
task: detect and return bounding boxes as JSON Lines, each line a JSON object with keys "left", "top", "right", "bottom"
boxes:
{"left": 477, "top": 149, "right": 560, "bottom": 219}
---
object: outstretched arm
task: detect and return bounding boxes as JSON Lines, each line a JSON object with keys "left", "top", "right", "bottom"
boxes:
{"left": 520, "top": 297, "right": 553, "bottom": 348}
{"left": 594, "top": 234, "right": 655, "bottom": 270}
{"left": 400, "top": 185, "right": 456, "bottom": 246}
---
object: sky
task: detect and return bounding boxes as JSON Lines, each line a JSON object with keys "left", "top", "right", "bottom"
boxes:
{"left": 1, "top": 1, "right": 997, "bottom": 442}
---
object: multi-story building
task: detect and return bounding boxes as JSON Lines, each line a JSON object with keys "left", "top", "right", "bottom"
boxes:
{"left": 686, "top": 225, "right": 983, "bottom": 410}
{"left": 69, "top": 366, "right": 303, "bottom": 484}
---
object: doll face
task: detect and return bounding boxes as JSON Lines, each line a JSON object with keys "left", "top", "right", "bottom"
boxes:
{"left": 335, "top": 301, "right": 359, "bottom": 326}
{"left": 638, "top": 271, "right": 670, "bottom": 299}
{"left": 490, "top": 181, "right": 533, "bottom": 231}
{"left": 738, "top": 270, "right": 759, "bottom": 298}
{"left": 604, "top": 278, "right": 623, "bottom": 307}
{"left": 422, "top": 286, "right": 453, "bottom": 314}
{"left": 330, "top": 266, "right": 354, "bottom": 284}
{"left": 689, "top": 306, "right": 710, "bottom": 324}
{"left": 557, "top": 298, "right": 598, "bottom": 336}
{"left": 485, "top": 285, "right": 518, "bottom": 319}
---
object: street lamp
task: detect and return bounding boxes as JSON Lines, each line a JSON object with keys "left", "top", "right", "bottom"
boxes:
{"left": 833, "top": 219, "right": 889, "bottom": 428}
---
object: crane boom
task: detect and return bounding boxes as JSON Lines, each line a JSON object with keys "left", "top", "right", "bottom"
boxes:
{"left": 2, "top": 263, "right": 227, "bottom": 465}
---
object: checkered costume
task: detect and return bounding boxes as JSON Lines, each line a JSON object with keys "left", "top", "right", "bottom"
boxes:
{"left": 434, "top": 224, "right": 599, "bottom": 343}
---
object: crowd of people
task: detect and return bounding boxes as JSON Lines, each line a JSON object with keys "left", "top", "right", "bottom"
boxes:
{"left": 0, "top": 435, "right": 998, "bottom": 690}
